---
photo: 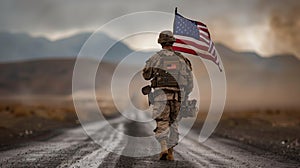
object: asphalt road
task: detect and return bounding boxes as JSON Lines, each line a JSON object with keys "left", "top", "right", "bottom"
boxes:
{"left": 0, "top": 112, "right": 299, "bottom": 168}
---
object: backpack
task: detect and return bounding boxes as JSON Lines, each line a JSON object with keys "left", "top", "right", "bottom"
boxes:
{"left": 151, "top": 51, "right": 191, "bottom": 88}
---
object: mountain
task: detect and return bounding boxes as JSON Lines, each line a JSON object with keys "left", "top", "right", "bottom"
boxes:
{"left": 0, "top": 32, "right": 299, "bottom": 111}
{"left": 212, "top": 44, "right": 300, "bottom": 111}
{"left": 0, "top": 58, "right": 116, "bottom": 96}
{"left": 0, "top": 32, "right": 132, "bottom": 62}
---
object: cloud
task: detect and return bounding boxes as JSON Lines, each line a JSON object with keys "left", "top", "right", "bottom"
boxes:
{"left": 0, "top": 0, "right": 175, "bottom": 34}
{"left": 0, "top": 0, "right": 299, "bottom": 58}
{"left": 0, "top": 0, "right": 268, "bottom": 34}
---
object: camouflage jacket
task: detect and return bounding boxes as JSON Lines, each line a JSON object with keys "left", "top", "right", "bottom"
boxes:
{"left": 142, "top": 49, "right": 193, "bottom": 101}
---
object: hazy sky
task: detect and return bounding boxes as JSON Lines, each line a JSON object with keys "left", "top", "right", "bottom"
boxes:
{"left": 0, "top": 0, "right": 299, "bottom": 58}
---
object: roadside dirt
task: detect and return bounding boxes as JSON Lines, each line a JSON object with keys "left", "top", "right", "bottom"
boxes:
{"left": 0, "top": 100, "right": 78, "bottom": 148}
{"left": 194, "top": 110, "right": 300, "bottom": 162}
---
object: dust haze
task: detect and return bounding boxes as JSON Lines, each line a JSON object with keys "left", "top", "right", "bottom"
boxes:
{"left": 258, "top": 0, "right": 300, "bottom": 57}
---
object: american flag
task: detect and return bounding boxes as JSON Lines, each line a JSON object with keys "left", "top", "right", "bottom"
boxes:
{"left": 166, "top": 63, "right": 177, "bottom": 70}
{"left": 173, "top": 9, "right": 222, "bottom": 72}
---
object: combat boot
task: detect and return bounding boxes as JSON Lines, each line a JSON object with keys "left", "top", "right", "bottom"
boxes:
{"left": 159, "top": 140, "right": 168, "bottom": 160}
{"left": 167, "top": 147, "right": 174, "bottom": 160}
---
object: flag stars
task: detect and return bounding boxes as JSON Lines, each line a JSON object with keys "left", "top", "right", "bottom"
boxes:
{"left": 174, "top": 15, "right": 199, "bottom": 40}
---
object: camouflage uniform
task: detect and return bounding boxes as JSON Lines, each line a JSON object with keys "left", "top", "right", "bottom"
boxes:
{"left": 142, "top": 49, "right": 193, "bottom": 148}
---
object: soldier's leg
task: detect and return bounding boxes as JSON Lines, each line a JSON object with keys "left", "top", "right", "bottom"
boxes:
{"left": 168, "top": 101, "right": 181, "bottom": 148}
{"left": 152, "top": 101, "right": 170, "bottom": 141}
{"left": 167, "top": 101, "right": 180, "bottom": 161}
{"left": 168, "top": 121, "right": 179, "bottom": 148}
{"left": 152, "top": 101, "right": 171, "bottom": 160}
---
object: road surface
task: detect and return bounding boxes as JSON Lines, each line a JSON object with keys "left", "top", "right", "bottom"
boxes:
{"left": 0, "top": 112, "right": 299, "bottom": 168}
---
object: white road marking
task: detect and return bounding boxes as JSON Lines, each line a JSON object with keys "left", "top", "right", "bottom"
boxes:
{"left": 0, "top": 116, "right": 126, "bottom": 168}
{"left": 66, "top": 124, "right": 125, "bottom": 168}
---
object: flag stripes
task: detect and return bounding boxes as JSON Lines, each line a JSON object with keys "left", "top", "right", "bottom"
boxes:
{"left": 173, "top": 9, "right": 222, "bottom": 71}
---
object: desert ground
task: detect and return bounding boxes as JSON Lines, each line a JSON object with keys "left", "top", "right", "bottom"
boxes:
{"left": 0, "top": 97, "right": 299, "bottom": 163}
{"left": 195, "top": 110, "right": 300, "bottom": 161}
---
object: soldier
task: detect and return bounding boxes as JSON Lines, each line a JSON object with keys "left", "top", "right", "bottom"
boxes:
{"left": 142, "top": 30, "right": 193, "bottom": 160}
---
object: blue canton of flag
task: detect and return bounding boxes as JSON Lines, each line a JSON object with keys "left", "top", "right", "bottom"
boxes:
{"left": 174, "top": 14, "right": 200, "bottom": 40}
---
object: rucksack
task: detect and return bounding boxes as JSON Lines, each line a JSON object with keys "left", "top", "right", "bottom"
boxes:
{"left": 151, "top": 51, "right": 191, "bottom": 88}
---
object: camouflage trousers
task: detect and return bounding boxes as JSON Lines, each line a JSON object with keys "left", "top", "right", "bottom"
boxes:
{"left": 153, "top": 100, "right": 181, "bottom": 148}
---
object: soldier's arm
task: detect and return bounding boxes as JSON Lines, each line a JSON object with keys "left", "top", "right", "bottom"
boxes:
{"left": 142, "top": 54, "right": 160, "bottom": 80}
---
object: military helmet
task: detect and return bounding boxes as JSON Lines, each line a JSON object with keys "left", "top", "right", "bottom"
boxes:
{"left": 157, "top": 30, "right": 176, "bottom": 44}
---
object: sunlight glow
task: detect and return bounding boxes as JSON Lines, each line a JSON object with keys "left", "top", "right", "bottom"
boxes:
{"left": 122, "top": 33, "right": 161, "bottom": 51}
